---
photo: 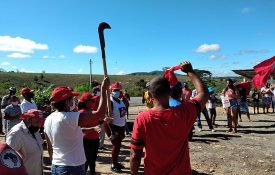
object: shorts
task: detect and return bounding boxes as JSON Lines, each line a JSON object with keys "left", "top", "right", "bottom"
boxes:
{"left": 229, "top": 99, "right": 238, "bottom": 108}
{"left": 253, "top": 100, "right": 259, "bottom": 106}
{"left": 262, "top": 97, "right": 272, "bottom": 106}
{"left": 240, "top": 102, "right": 249, "bottom": 113}
{"left": 110, "top": 124, "right": 125, "bottom": 145}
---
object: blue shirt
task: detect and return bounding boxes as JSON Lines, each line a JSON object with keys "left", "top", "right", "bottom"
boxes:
{"left": 169, "top": 98, "right": 181, "bottom": 107}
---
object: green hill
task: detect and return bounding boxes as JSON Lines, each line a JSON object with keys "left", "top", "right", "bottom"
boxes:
{"left": 0, "top": 72, "right": 241, "bottom": 98}
{"left": 0, "top": 72, "right": 190, "bottom": 96}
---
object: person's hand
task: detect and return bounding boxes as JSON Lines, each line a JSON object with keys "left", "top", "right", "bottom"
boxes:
{"left": 180, "top": 61, "right": 194, "bottom": 73}
{"left": 104, "top": 117, "right": 113, "bottom": 124}
{"left": 93, "top": 126, "right": 101, "bottom": 133}
{"left": 101, "top": 77, "right": 110, "bottom": 91}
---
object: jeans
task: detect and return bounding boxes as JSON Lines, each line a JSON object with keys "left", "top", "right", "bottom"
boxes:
{"left": 196, "top": 107, "right": 213, "bottom": 129}
{"left": 110, "top": 125, "right": 125, "bottom": 165}
{"left": 51, "top": 164, "right": 85, "bottom": 175}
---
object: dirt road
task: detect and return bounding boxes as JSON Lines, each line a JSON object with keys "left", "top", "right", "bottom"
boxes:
{"left": 1, "top": 105, "right": 275, "bottom": 175}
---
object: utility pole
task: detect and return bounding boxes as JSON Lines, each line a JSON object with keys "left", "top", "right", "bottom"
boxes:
{"left": 89, "top": 59, "right": 93, "bottom": 92}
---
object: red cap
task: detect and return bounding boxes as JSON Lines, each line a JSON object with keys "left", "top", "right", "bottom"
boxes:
{"left": 163, "top": 66, "right": 179, "bottom": 87}
{"left": 50, "top": 86, "right": 80, "bottom": 103}
{"left": 20, "top": 87, "right": 33, "bottom": 96}
{"left": 20, "top": 109, "right": 43, "bottom": 120}
{"left": 110, "top": 82, "right": 122, "bottom": 91}
{"left": 79, "top": 92, "right": 98, "bottom": 102}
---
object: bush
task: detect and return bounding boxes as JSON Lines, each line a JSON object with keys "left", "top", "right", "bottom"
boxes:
{"left": 33, "top": 84, "right": 55, "bottom": 108}
{"left": 74, "top": 83, "right": 90, "bottom": 94}
{"left": 128, "top": 86, "right": 143, "bottom": 97}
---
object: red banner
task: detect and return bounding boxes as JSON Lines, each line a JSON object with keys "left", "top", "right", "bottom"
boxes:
{"left": 252, "top": 56, "right": 275, "bottom": 88}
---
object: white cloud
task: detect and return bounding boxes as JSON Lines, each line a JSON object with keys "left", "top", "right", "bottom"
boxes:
{"left": 0, "top": 36, "right": 48, "bottom": 53}
{"left": 78, "top": 69, "right": 83, "bottom": 72}
{"left": 11, "top": 66, "right": 18, "bottom": 69}
{"left": 59, "top": 55, "right": 65, "bottom": 58}
{"left": 116, "top": 71, "right": 126, "bottom": 75}
{"left": 7, "top": 53, "right": 31, "bottom": 58}
{"left": 73, "top": 45, "right": 98, "bottom": 54}
{"left": 1, "top": 62, "right": 11, "bottom": 66}
{"left": 42, "top": 55, "right": 57, "bottom": 59}
{"left": 241, "top": 7, "right": 252, "bottom": 14}
{"left": 237, "top": 49, "right": 269, "bottom": 55}
{"left": 208, "top": 55, "right": 227, "bottom": 60}
{"left": 194, "top": 44, "right": 220, "bottom": 53}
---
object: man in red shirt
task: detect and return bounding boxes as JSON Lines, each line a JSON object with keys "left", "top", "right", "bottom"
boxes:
{"left": 130, "top": 61, "right": 209, "bottom": 175}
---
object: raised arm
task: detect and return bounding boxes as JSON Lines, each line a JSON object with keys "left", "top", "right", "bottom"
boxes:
{"left": 181, "top": 61, "right": 209, "bottom": 107}
{"left": 78, "top": 77, "right": 110, "bottom": 126}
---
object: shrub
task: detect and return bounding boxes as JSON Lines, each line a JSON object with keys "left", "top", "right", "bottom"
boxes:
{"left": 74, "top": 83, "right": 90, "bottom": 94}
{"left": 33, "top": 84, "right": 55, "bottom": 108}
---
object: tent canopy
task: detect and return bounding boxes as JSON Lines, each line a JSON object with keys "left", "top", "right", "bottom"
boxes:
{"left": 232, "top": 69, "right": 275, "bottom": 79}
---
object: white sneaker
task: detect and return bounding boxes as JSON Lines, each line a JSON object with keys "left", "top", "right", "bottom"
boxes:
{"left": 211, "top": 129, "right": 216, "bottom": 132}
{"left": 198, "top": 128, "right": 202, "bottom": 132}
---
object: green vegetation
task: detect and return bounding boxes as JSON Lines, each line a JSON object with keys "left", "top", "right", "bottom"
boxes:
{"left": 0, "top": 71, "right": 242, "bottom": 107}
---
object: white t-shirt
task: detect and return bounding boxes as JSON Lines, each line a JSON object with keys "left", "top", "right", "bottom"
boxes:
{"left": 44, "top": 111, "right": 86, "bottom": 166}
{"left": 261, "top": 87, "right": 273, "bottom": 98}
{"left": 20, "top": 99, "right": 37, "bottom": 113}
{"left": 111, "top": 97, "right": 126, "bottom": 127}
{"left": 6, "top": 121, "right": 44, "bottom": 175}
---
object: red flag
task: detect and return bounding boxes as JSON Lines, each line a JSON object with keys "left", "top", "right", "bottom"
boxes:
{"left": 234, "top": 81, "right": 251, "bottom": 95}
{"left": 252, "top": 56, "right": 275, "bottom": 88}
{"left": 163, "top": 64, "right": 182, "bottom": 87}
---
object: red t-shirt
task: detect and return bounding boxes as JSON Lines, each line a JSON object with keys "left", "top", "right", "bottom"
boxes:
{"left": 0, "top": 141, "right": 28, "bottom": 175}
{"left": 130, "top": 99, "right": 201, "bottom": 175}
{"left": 79, "top": 109, "right": 100, "bottom": 139}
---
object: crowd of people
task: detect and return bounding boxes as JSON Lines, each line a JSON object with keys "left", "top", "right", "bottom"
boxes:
{"left": 142, "top": 77, "right": 275, "bottom": 134}
{"left": 0, "top": 61, "right": 274, "bottom": 175}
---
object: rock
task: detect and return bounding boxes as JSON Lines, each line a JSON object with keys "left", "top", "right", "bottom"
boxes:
{"left": 258, "top": 160, "right": 265, "bottom": 163}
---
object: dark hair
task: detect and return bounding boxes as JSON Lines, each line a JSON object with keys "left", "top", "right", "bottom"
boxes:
{"left": 10, "top": 95, "right": 18, "bottom": 100}
{"left": 149, "top": 76, "right": 171, "bottom": 98}
{"left": 52, "top": 97, "right": 71, "bottom": 111}
{"left": 78, "top": 101, "right": 85, "bottom": 110}
{"left": 171, "top": 82, "right": 182, "bottom": 100}
{"left": 225, "top": 79, "right": 236, "bottom": 93}
{"left": 226, "top": 79, "right": 233, "bottom": 84}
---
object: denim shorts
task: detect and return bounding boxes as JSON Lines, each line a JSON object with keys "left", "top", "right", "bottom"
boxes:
{"left": 51, "top": 164, "right": 85, "bottom": 175}
{"left": 263, "top": 97, "right": 272, "bottom": 105}
{"left": 240, "top": 102, "right": 249, "bottom": 112}
{"left": 229, "top": 99, "right": 238, "bottom": 108}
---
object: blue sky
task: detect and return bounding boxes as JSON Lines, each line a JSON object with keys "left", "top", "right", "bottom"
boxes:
{"left": 0, "top": 0, "right": 274, "bottom": 76}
